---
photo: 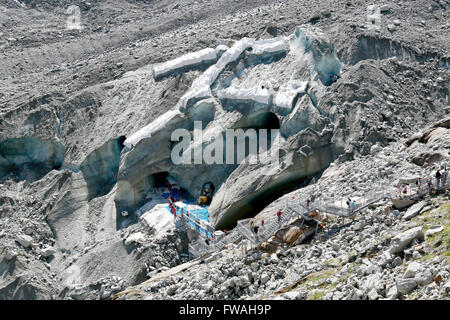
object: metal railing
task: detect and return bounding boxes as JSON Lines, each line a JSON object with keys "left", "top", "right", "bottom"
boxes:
{"left": 184, "top": 170, "right": 450, "bottom": 258}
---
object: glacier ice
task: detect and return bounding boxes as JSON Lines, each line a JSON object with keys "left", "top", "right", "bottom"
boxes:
{"left": 217, "top": 86, "right": 272, "bottom": 106}
{"left": 289, "top": 26, "right": 342, "bottom": 86}
{"left": 80, "top": 136, "right": 125, "bottom": 200}
{"left": 124, "top": 109, "right": 182, "bottom": 149}
{"left": 116, "top": 26, "right": 346, "bottom": 227}
{"left": 252, "top": 37, "right": 287, "bottom": 56}
{"left": 177, "top": 38, "right": 256, "bottom": 112}
{"left": 272, "top": 81, "right": 308, "bottom": 114}
{"left": 152, "top": 45, "right": 228, "bottom": 81}
{"left": 0, "top": 137, "right": 64, "bottom": 182}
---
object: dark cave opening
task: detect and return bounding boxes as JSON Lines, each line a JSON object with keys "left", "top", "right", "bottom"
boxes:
{"left": 215, "top": 172, "right": 319, "bottom": 231}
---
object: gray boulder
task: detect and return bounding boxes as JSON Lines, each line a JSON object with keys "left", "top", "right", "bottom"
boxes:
{"left": 389, "top": 227, "right": 424, "bottom": 254}
{"left": 402, "top": 201, "right": 427, "bottom": 221}
{"left": 39, "top": 246, "right": 56, "bottom": 258}
{"left": 386, "top": 285, "right": 398, "bottom": 300}
{"left": 396, "top": 278, "right": 417, "bottom": 295}
{"left": 444, "top": 281, "right": 450, "bottom": 295}
{"left": 367, "top": 288, "right": 379, "bottom": 300}
{"left": 392, "top": 256, "right": 403, "bottom": 267}
{"left": 404, "top": 262, "right": 422, "bottom": 278}
{"left": 5, "top": 249, "right": 18, "bottom": 261}
{"left": 415, "top": 270, "right": 434, "bottom": 286}
{"left": 16, "top": 234, "right": 33, "bottom": 248}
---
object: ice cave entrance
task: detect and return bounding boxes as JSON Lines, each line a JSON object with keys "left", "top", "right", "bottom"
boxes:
{"left": 148, "top": 172, "right": 212, "bottom": 237}
{"left": 232, "top": 111, "right": 280, "bottom": 130}
{"left": 0, "top": 136, "right": 64, "bottom": 182}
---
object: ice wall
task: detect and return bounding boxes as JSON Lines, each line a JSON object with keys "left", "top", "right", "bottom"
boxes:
{"left": 152, "top": 45, "right": 228, "bottom": 81}
{"left": 0, "top": 136, "right": 65, "bottom": 182}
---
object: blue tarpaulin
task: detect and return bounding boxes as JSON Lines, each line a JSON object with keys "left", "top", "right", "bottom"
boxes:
{"left": 165, "top": 203, "right": 211, "bottom": 237}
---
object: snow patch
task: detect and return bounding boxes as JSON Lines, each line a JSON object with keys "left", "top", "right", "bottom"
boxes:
{"left": 178, "top": 38, "right": 255, "bottom": 112}
{"left": 217, "top": 86, "right": 272, "bottom": 106}
{"left": 272, "top": 81, "right": 308, "bottom": 114}
{"left": 140, "top": 203, "right": 176, "bottom": 236}
{"left": 152, "top": 45, "right": 228, "bottom": 81}
{"left": 124, "top": 109, "right": 181, "bottom": 149}
{"left": 252, "top": 37, "right": 287, "bottom": 56}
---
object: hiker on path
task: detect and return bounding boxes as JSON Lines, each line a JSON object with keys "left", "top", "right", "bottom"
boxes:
{"left": 416, "top": 178, "right": 422, "bottom": 193}
{"left": 346, "top": 198, "right": 352, "bottom": 207}
{"left": 276, "top": 209, "right": 282, "bottom": 222}
{"left": 306, "top": 199, "right": 311, "bottom": 209}
{"left": 436, "top": 169, "right": 442, "bottom": 189}
{"left": 351, "top": 199, "right": 356, "bottom": 210}
{"left": 253, "top": 223, "right": 259, "bottom": 235}
{"left": 396, "top": 185, "right": 401, "bottom": 197}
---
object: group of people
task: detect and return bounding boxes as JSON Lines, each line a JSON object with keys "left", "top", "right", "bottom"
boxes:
{"left": 413, "top": 177, "right": 434, "bottom": 194}
{"left": 346, "top": 198, "right": 356, "bottom": 211}
{"left": 408, "top": 166, "right": 449, "bottom": 198}
{"left": 250, "top": 219, "right": 265, "bottom": 236}
{"left": 204, "top": 233, "right": 214, "bottom": 246}
{"left": 396, "top": 184, "right": 410, "bottom": 198}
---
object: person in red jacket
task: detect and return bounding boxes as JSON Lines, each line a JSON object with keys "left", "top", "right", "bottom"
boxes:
{"left": 276, "top": 209, "right": 282, "bottom": 222}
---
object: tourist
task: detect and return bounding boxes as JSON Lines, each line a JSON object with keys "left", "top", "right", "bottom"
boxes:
{"left": 416, "top": 178, "right": 422, "bottom": 193}
{"left": 276, "top": 209, "right": 282, "bottom": 222}
{"left": 396, "top": 185, "right": 401, "bottom": 197}
{"left": 427, "top": 178, "right": 432, "bottom": 192}
{"left": 350, "top": 200, "right": 356, "bottom": 212}
{"left": 306, "top": 199, "right": 311, "bottom": 209}
{"left": 436, "top": 169, "right": 442, "bottom": 189}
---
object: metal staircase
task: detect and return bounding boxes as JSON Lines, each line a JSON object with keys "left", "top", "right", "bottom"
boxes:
{"left": 184, "top": 172, "right": 450, "bottom": 258}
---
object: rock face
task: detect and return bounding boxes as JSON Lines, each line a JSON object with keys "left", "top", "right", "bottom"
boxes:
{"left": 274, "top": 226, "right": 304, "bottom": 244}
{"left": 212, "top": 128, "right": 336, "bottom": 229}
